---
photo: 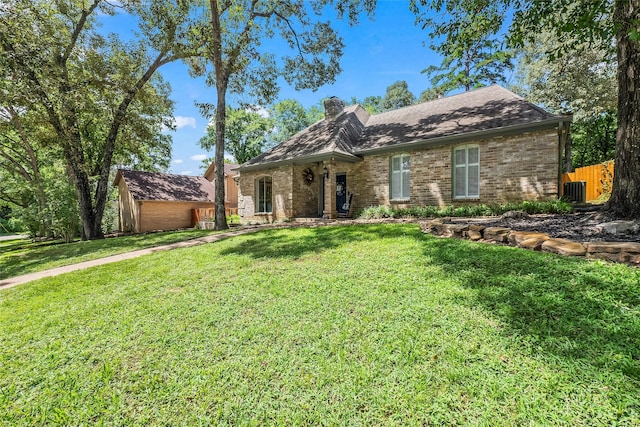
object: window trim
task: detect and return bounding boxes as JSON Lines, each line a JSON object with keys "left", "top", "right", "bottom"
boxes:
{"left": 453, "top": 144, "right": 480, "bottom": 200}
{"left": 255, "top": 176, "right": 273, "bottom": 214}
{"left": 390, "top": 153, "right": 410, "bottom": 201}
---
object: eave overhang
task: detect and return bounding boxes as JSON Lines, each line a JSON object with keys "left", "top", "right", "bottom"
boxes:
{"left": 237, "top": 151, "right": 362, "bottom": 173}
{"left": 355, "top": 117, "right": 569, "bottom": 156}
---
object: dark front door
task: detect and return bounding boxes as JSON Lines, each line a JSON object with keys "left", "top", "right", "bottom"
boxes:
{"left": 336, "top": 173, "right": 347, "bottom": 214}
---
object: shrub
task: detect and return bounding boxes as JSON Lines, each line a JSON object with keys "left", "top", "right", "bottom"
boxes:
{"left": 357, "top": 199, "right": 572, "bottom": 220}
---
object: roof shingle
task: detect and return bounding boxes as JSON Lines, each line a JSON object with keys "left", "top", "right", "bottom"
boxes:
{"left": 239, "top": 85, "right": 565, "bottom": 171}
{"left": 116, "top": 170, "right": 215, "bottom": 202}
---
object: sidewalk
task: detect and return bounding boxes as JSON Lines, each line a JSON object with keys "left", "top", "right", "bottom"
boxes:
{"left": 0, "top": 225, "right": 288, "bottom": 291}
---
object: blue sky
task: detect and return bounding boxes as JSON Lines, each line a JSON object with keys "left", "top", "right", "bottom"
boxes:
{"left": 107, "top": 2, "right": 447, "bottom": 175}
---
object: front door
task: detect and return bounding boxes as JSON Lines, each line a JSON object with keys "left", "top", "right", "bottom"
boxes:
{"left": 336, "top": 173, "right": 347, "bottom": 214}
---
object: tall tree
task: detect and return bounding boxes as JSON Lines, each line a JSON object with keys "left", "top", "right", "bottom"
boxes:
{"left": 196, "top": 0, "right": 375, "bottom": 230}
{"left": 513, "top": 30, "right": 617, "bottom": 169}
{"left": 200, "top": 107, "right": 273, "bottom": 164}
{"left": 412, "top": 0, "right": 514, "bottom": 93}
{"left": 381, "top": 80, "right": 416, "bottom": 111}
{"left": 0, "top": 0, "right": 199, "bottom": 239}
{"left": 413, "top": 0, "right": 640, "bottom": 218}
{"left": 269, "top": 99, "right": 312, "bottom": 146}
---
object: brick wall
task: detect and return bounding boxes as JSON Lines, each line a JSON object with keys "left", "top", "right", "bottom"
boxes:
{"left": 237, "top": 129, "right": 559, "bottom": 222}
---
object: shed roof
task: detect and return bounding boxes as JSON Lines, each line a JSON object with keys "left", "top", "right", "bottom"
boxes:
{"left": 239, "top": 85, "right": 568, "bottom": 171}
{"left": 115, "top": 170, "right": 215, "bottom": 202}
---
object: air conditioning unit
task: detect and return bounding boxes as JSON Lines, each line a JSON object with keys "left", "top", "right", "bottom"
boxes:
{"left": 563, "top": 181, "right": 586, "bottom": 203}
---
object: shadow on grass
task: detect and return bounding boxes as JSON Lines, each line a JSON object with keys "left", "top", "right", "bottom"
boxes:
{"left": 424, "top": 237, "right": 640, "bottom": 381}
{"left": 0, "top": 230, "right": 214, "bottom": 280}
{"left": 219, "top": 223, "right": 418, "bottom": 259}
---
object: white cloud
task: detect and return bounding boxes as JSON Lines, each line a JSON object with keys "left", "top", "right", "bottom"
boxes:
{"left": 180, "top": 170, "right": 194, "bottom": 175}
{"left": 173, "top": 116, "right": 197, "bottom": 129}
{"left": 191, "top": 154, "right": 208, "bottom": 161}
{"left": 172, "top": 159, "right": 184, "bottom": 164}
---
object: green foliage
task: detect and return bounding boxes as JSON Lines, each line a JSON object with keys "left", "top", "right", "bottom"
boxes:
{"left": 46, "top": 174, "right": 80, "bottom": 243}
{"left": 411, "top": 0, "right": 514, "bottom": 93}
{"left": 381, "top": 80, "right": 416, "bottom": 111}
{"left": 1, "top": 224, "right": 639, "bottom": 424}
{"left": 200, "top": 107, "right": 273, "bottom": 164}
{"left": 512, "top": 30, "right": 616, "bottom": 121}
{"left": 571, "top": 112, "right": 617, "bottom": 168}
{"left": 268, "top": 99, "right": 312, "bottom": 147}
{"left": 358, "top": 199, "right": 573, "bottom": 219}
{"left": 1, "top": 0, "right": 199, "bottom": 239}
{"left": 418, "top": 87, "right": 445, "bottom": 102}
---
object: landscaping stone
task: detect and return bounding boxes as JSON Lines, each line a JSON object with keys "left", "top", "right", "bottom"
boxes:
{"left": 484, "top": 227, "right": 511, "bottom": 243}
{"left": 585, "top": 241, "right": 640, "bottom": 254}
{"left": 519, "top": 237, "right": 547, "bottom": 251}
{"left": 444, "top": 224, "right": 468, "bottom": 238}
{"left": 595, "top": 220, "right": 640, "bottom": 235}
{"left": 541, "top": 238, "right": 587, "bottom": 257}
{"left": 420, "top": 219, "right": 443, "bottom": 235}
{"left": 508, "top": 231, "right": 550, "bottom": 245}
{"left": 465, "top": 225, "right": 484, "bottom": 240}
{"left": 501, "top": 210, "right": 530, "bottom": 220}
{"left": 419, "top": 214, "right": 639, "bottom": 266}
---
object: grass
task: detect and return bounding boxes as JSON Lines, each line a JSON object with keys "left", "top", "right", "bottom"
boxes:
{"left": 0, "top": 229, "right": 222, "bottom": 280}
{"left": 358, "top": 199, "right": 573, "bottom": 219}
{"left": 1, "top": 224, "right": 639, "bottom": 425}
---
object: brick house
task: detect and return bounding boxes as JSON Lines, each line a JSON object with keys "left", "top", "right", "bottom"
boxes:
{"left": 114, "top": 163, "right": 238, "bottom": 232}
{"left": 236, "top": 85, "right": 571, "bottom": 222}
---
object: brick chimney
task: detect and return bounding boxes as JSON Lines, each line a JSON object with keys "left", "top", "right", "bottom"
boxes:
{"left": 324, "top": 96, "right": 345, "bottom": 121}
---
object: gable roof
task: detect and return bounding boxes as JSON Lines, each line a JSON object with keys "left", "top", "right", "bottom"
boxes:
{"left": 241, "top": 104, "right": 368, "bottom": 170}
{"left": 203, "top": 162, "right": 239, "bottom": 182}
{"left": 114, "top": 170, "right": 215, "bottom": 202}
{"left": 239, "top": 85, "right": 569, "bottom": 171}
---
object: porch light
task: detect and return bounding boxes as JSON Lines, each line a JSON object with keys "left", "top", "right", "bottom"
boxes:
{"left": 322, "top": 165, "right": 329, "bottom": 178}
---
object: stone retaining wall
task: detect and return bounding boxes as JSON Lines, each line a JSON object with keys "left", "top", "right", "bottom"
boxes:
{"left": 420, "top": 219, "right": 640, "bottom": 266}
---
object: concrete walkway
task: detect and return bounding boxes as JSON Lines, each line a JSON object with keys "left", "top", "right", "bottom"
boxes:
{"left": 0, "top": 225, "right": 292, "bottom": 291}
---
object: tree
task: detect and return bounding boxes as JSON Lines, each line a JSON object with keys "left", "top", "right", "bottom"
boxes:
{"left": 196, "top": 0, "right": 375, "bottom": 230}
{"left": 418, "top": 87, "right": 445, "bottom": 103}
{"left": 269, "top": 99, "right": 312, "bottom": 146}
{"left": 200, "top": 107, "right": 273, "bottom": 164}
{"left": 513, "top": 30, "right": 617, "bottom": 169}
{"left": 381, "top": 80, "right": 416, "bottom": 111}
{"left": 412, "top": 0, "right": 640, "bottom": 218}
{"left": 411, "top": 0, "right": 514, "bottom": 93}
{"left": 0, "top": 0, "right": 199, "bottom": 239}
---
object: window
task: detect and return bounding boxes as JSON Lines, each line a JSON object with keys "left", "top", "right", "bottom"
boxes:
{"left": 453, "top": 145, "right": 480, "bottom": 199}
{"left": 391, "top": 154, "right": 410, "bottom": 200}
{"left": 255, "top": 176, "right": 272, "bottom": 213}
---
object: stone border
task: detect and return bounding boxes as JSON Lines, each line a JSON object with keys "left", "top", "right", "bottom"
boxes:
{"left": 419, "top": 219, "right": 640, "bottom": 266}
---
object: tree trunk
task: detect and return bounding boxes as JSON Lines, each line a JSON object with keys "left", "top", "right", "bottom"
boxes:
{"left": 209, "top": 0, "right": 229, "bottom": 231}
{"left": 214, "top": 87, "right": 229, "bottom": 231}
{"left": 606, "top": 0, "right": 640, "bottom": 218}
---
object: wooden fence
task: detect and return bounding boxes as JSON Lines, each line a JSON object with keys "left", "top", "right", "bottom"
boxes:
{"left": 191, "top": 206, "right": 239, "bottom": 227}
{"left": 561, "top": 161, "right": 614, "bottom": 202}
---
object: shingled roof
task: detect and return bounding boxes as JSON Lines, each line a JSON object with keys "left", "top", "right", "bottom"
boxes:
{"left": 114, "top": 170, "right": 215, "bottom": 202}
{"left": 238, "top": 85, "right": 568, "bottom": 171}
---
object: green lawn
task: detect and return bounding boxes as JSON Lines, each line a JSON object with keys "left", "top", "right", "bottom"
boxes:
{"left": 1, "top": 224, "right": 639, "bottom": 425}
{"left": 0, "top": 229, "right": 221, "bottom": 280}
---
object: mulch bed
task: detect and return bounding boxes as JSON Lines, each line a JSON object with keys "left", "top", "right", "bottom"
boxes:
{"left": 450, "top": 209, "right": 640, "bottom": 243}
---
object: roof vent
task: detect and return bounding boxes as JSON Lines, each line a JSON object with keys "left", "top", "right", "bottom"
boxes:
{"left": 324, "top": 96, "right": 345, "bottom": 121}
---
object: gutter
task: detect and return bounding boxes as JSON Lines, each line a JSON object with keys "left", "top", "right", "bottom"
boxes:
{"left": 237, "top": 151, "right": 362, "bottom": 173}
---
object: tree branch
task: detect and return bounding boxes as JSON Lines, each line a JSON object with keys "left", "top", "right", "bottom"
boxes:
{"left": 60, "top": 0, "right": 101, "bottom": 65}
